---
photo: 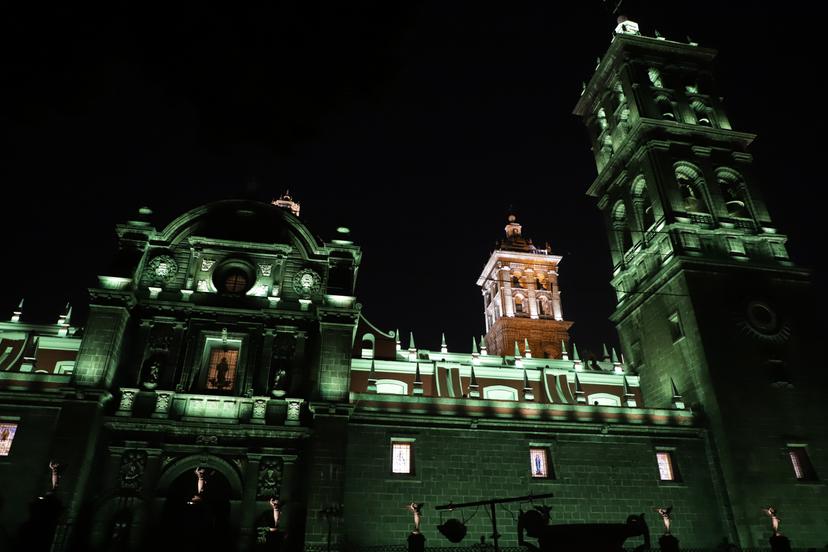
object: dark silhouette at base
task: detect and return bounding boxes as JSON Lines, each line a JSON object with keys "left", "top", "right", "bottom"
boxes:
{"left": 518, "top": 506, "right": 650, "bottom": 552}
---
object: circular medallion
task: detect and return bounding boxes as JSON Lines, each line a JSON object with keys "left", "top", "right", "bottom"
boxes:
{"left": 735, "top": 299, "right": 790, "bottom": 343}
{"left": 292, "top": 268, "right": 321, "bottom": 296}
{"left": 146, "top": 255, "right": 178, "bottom": 283}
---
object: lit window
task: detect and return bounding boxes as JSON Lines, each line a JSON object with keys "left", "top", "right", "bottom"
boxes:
{"left": 529, "top": 447, "right": 551, "bottom": 478}
{"left": 391, "top": 441, "right": 413, "bottom": 474}
{"left": 656, "top": 451, "right": 677, "bottom": 481}
{"left": 206, "top": 348, "right": 239, "bottom": 391}
{"left": 668, "top": 312, "right": 684, "bottom": 343}
{"left": 788, "top": 447, "right": 817, "bottom": 481}
{"left": 0, "top": 423, "right": 18, "bottom": 456}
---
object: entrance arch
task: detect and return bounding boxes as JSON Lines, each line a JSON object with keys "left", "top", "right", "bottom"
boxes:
{"left": 154, "top": 455, "right": 242, "bottom": 552}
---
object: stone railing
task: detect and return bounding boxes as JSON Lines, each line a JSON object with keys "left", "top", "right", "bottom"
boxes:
{"left": 115, "top": 387, "right": 304, "bottom": 425}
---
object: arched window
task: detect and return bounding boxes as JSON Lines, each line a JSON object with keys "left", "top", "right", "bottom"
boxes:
{"left": 612, "top": 201, "right": 633, "bottom": 257}
{"left": 597, "top": 107, "right": 609, "bottom": 131}
{"left": 690, "top": 99, "right": 715, "bottom": 127}
{"left": 514, "top": 294, "right": 525, "bottom": 315}
{"left": 655, "top": 96, "right": 676, "bottom": 120}
{"left": 376, "top": 379, "right": 408, "bottom": 395}
{"left": 538, "top": 296, "right": 551, "bottom": 317}
{"left": 360, "top": 333, "right": 376, "bottom": 359}
{"left": 483, "top": 385, "right": 518, "bottom": 401}
{"left": 674, "top": 163, "right": 709, "bottom": 213}
{"left": 716, "top": 168, "right": 750, "bottom": 218}
{"left": 632, "top": 176, "right": 656, "bottom": 231}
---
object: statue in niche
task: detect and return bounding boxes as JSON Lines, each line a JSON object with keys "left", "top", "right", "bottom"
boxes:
{"left": 257, "top": 458, "right": 283, "bottom": 499}
{"left": 214, "top": 356, "right": 230, "bottom": 389}
{"left": 119, "top": 450, "right": 147, "bottom": 491}
{"left": 272, "top": 368, "right": 287, "bottom": 398}
{"left": 655, "top": 506, "right": 672, "bottom": 534}
{"left": 189, "top": 466, "right": 211, "bottom": 504}
{"left": 142, "top": 356, "right": 163, "bottom": 390}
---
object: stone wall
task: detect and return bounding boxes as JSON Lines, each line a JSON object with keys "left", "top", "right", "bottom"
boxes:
{"left": 343, "top": 422, "right": 726, "bottom": 548}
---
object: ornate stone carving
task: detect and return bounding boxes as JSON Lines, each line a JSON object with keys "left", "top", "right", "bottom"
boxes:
{"left": 259, "top": 263, "right": 273, "bottom": 277}
{"left": 285, "top": 398, "right": 304, "bottom": 425}
{"left": 153, "top": 391, "right": 174, "bottom": 418}
{"left": 117, "top": 388, "right": 138, "bottom": 415}
{"left": 144, "top": 255, "right": 178, "bottom": 285}
{"left": 292, "top": 268, "right": 321, "bottom": 296}
{"left": 201, "top": 259, "right": 216, "bottom": 272}
{"left": 256, "top": 457, "right": 283, "bottom": 499}
{"left": 253, "top": 397, "right": 269, "bottom": 420}
{"left": 119, "top": 450, "right": 147, "bottom": 491}
{"left": 195, "top": 435, "right": 218, "bottom": 445}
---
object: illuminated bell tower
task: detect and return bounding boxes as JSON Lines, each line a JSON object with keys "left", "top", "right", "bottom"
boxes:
{"left": 477, "top": 214, "right": 572, "bottom": 359}
{"left": 574, "top": 18, "right": 827, "bottom": 546}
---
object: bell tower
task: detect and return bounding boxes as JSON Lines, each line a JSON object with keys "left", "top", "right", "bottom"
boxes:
{"left": 574, "top": 18, "right": 827, "bottom": 546}
{"left": 477, "top": 214, "right": 572, "bottom": 359}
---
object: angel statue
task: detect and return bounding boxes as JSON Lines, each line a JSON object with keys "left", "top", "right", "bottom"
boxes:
{"left": 761, "top": 506, "right": 781, "bottom": 536}
{"left": 655, "top": 506, "right": 673, "bottom": 534}
{"left": 407, "top": 502, "right": 424, "bottom": 533}
{"left": 269, "top": 498, "right": 282, "bottom": 532}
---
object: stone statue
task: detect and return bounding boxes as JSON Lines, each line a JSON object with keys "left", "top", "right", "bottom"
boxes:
{"left": 272, "top": 368, "right": 287, "bottom": 398}
{"left": 762, "top": 507, "right": 781, "bottom": 536}
{"left": 269, "top": 498, "right": 282, "bottom": 532}
{"left": 142, "top": 357, "right": 161, "bottom": 389}
{"left": 655, "top": 506, "right": 672, "bottom": 534}
{"left": 407, "top": 502, "right": 423, "bottom": 533}
{"left": 49, "top": 460, "right": 63, "bottom": 491}
{"left": 215, "top": 357, "right": 230, "bottom": 389}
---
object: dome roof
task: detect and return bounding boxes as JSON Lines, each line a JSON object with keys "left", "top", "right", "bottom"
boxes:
{"left": 158, "top": 200, "right": 324, "bottom": 257}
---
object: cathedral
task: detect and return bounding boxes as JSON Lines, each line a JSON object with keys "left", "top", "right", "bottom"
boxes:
{"left": 1, "top": 18, "right": 826, "bottom": 552}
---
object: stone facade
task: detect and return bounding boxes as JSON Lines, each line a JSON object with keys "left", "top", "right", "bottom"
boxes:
{"left": 0, "top": 21, "right": 826, "bottom": 552}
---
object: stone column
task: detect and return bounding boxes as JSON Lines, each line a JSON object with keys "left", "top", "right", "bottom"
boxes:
{"left": 499, "top": 266, "right": 514, "bottom": 318}
{"left": 134, "top": 448, "right": 163, "bottom": 551}
{"left": 303, "top": 416, "right": 347, "bottom": 549}
{"left": 526, "top": 268, "right": 539, "bottom": 319}
{"left": 135, "top": 319, "right": 154, "bottom": 386}
{"left": 258, "top": 329, "right": 276, "bottom": 395}
{"left": 166, "top": 321, "right": 187, "bottom": 389}
{"left": 549, "top": 270, "right": 563, "bottom": 321}
{"left": 238, "top": 454, "right": 263, "bottom": 552}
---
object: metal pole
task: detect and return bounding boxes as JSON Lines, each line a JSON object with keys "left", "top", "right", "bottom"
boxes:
{"left": 490, "top": 502, "right": 500, "bottom": 552}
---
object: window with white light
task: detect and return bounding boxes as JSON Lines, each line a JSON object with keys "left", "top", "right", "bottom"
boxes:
{"left": 788, "top": 446, "right": 817, "bottom": 481}
{"left": 0, "top": 423, "right": 18, "bottom": 456}
{"left": 656, "top": 451, "right": 678, "bottom": 481}
{"left": 391, "top": 440, "right": 413, "bottom": 475}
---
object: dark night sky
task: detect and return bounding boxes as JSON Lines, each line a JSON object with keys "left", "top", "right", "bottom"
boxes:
{"left": 2, "top": 3, "right": 824, "bottom": 356}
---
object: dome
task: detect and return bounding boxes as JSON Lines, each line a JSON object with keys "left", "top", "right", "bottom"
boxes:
{"left": 158, "top": 200, "right": 324, "bottom": 258}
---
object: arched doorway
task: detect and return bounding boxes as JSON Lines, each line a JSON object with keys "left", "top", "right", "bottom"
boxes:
{"left": 155, "top": 460, "right": 240, "bottom": 552}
